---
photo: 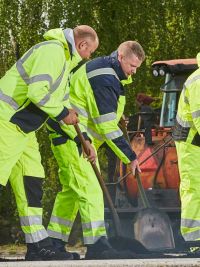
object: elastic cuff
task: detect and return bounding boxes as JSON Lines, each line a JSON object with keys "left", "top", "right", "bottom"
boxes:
{"left": 74, "top": 132, "right": 91, "bottom": 145}
{"left": 55, "top": 107, "right": 69, "bottom": 121}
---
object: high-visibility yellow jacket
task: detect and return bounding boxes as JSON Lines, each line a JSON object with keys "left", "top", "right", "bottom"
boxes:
{"left": 47, "top": 51, "right": 136, "bottom": 164}
{"left": 0, "top": 28, "right": 81, "bottom": 133}
{"left": 173, "top": 53, "right": 200, "bottom": 146}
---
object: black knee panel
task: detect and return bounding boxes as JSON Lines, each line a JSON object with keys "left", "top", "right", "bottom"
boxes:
{"left": 24, "top": 176, "right": 43, "bottom": 207}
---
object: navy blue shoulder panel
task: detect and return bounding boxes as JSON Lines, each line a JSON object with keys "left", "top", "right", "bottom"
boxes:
{"left": 86, "top": 56, "right": 124, "bottom": 115}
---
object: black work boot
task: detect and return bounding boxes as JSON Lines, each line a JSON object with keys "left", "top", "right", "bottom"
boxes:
{"left": 25, "top": 237, "right": 74, "bottom": 261}
{"left": 85, "top": 236, "right": 136, "bottom": 259}
{"left": 51, "top": 237, "right": 80, "bottom": 260}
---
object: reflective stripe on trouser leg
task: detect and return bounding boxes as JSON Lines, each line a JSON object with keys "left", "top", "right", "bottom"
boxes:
{"left": 9, "top": 132, "right": 47, "bottom": 243}
{"left": 176, "top": 141, "right": 200, "bottom": 241}
{"left": 47, "top": 139, "right": 107, "bottom": 244}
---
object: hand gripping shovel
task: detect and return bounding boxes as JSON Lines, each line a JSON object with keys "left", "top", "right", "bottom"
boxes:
{"left": 74, "top": 124, "right": 149, "bottom": 255}
{"left": 74, "top": 124, "right": 122, "bottom": 237}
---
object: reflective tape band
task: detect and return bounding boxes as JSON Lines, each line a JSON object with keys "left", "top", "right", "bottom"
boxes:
{"left": 47, "top": 229, "right": 69, "bottom": 242}
{"left": 71, "top": 103, "right": 88, "bottom": 118}
{"left": 185, "top": 75, "right": 200, "bottom": 88}
{"left": 25, "top": 229, "right": 48, "bottom": 243}
{"left": 192, "top": 110, "right": 200, "bottom": 119}
{"left": 176, "top": 114, "right": 193, "bottom": 128}
{"left": 87, "top": 67, "right": 119, "bottom": 80}
{"left": 37, "top": 62, "right": 66, "bottom": 107}
{"left": 16, "top": 60, "right": 30, "bottom": 85}
{"left": 0, "top": 89, "right": 19, "bottom": 110}
{"left": 82, "top": 221, "right": 105, "bottom": 230}
{"left": 15, "top": 40, "right": 66, "bottom": 107}
{"left": 21, "top": 41, "right": 63, "bottom": 63}
{"left": 49, "top": 215, "right": 73, "bottom": 227}
{"left": 83, "top": 235, "right": 106, "bottom": 244}
{"left": 182, "top": 229, "right": 200, "bottom": 241}
{"left": 20, "top": 215, "right": 42, "bottom": 226}
{"left": 93, "top": 113, "right": 116, "bottom": 124}
{"left": 181, "top": 218, "right": 200, "bottom": 228}
{"left": 105, "top": 129, "right": 123, "bottom": 139}
{"left": 86, "top": 127, "right": 103, "bottom": 140}
{"left": 71, "top": 103, "right": 116, "bottom": 124}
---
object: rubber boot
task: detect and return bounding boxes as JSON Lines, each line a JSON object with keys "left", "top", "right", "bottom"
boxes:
{"left": 25, "top": 237, "right": 73, "bottom": 261}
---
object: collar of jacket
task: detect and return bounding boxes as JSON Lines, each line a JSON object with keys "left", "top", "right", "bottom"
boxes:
{"left": 43, "top": 28, "right": 81, "bottom": 62}
{"left": 62, "top": 28, "right": 76, "bottom": 56}
{"left": 110, "top": 51, "right": 128, "bottom": 81}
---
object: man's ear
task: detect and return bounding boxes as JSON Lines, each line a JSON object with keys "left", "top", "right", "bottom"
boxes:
{"left": 118, "top": 53, "right": 123, "bottom": 63}
{"left": 78, "top": 40, "right": 87, "bottom": 50}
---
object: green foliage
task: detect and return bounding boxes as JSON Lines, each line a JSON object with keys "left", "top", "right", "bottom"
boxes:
{"left": 1, "top": 0, "right": 200, "bottom": 243}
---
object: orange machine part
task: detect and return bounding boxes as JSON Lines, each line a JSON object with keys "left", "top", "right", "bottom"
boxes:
{"left": 120, "top": 132, "right": 180, "bottom": 200}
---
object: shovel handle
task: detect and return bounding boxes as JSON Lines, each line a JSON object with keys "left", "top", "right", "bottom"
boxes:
{"left": 74, "top": 124, "right": 122, "bottom": 237}
{"left": 135, "top": 170, "right": 150, "bottom": 208}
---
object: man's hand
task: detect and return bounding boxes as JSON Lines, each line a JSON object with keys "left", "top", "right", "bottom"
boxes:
{"left": 62, "top": 109, "right": 79, "bottom": 125}
{"left": 83, "top": 140, "right": 96, "bottom": 164}
{"left": 128, "top": 159, "right": 141, "bottom": 176}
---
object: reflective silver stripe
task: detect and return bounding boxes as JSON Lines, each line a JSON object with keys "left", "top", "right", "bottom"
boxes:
{"left": 71, "top": 103, "right": 89, "bottom": 118}
{"left": 192, "top": 110, "right": 200, "bottom": 119}
{"left": 176, "top": 114, "right": 193, "bottom": 128}
{"left": 0, "top": 89, "right": 19, "bottom": 110}
{"left": 16, "top": 60, "right": 30, "bottom": 85}
{"left": 47, "top": 229, "right": 69, "bottom": 242}
{"left": 25, "top": 229, "right": 48, "bottom": 243}
{"left": 37, "top": 62, "right": 66, "bottom": 107}
{"left": 93, "top": 113, "right": 116, "bottom": 124}
{"left": 105, "top": 129, "right": 123, "bottom": 139}
{"left": 182, "top": 229, "right": 200, "bottom": 241}
{"left": 16, "top": 40, "right": 66, "bottom": 107}
{"left": 182, "top": 218, "right": 200, "bottom": 228}
{"left": 86, "top": 127, "right": 103, "bottom": 140}
{"left": 83, "top": 235, "right": 106, "bottom": 244}
{"left": 71, "top": 103, "right": 116, "bottom": 124}
{"left": 87, "top": 68, "right": 119, "bottom": 80}
{"left": 29, "top": 74, "right": 52, "bottom": 85}
{"left": 49, "top": 215, "right": 73, "bottom": 227}
{"left": 63, "top": 93, "right": 69, "bottom": 101}
{"left": 21, "top": 41, "right": 63, "bottom": 63}
{"left": 20, "top": 215, "right": 42, "bottom": 226}
{"left": 185, "top": 75, "right": 200, "bottom": 88}
{"left": 82, "top": 221, "right": 105, "bottom": 230}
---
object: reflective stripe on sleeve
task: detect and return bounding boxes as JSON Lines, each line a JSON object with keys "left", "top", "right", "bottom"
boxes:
{"left": 87, "top": 68, "right": 119, "bottom": 80}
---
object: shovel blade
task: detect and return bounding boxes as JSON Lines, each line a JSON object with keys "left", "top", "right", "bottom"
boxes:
{"left": 134, "top": 208, "right": 175, "bottom": 251}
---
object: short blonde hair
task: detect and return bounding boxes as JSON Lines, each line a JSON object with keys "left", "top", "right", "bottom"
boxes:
{"left": 118, "top": 41, "right": 145, "bottom": 62}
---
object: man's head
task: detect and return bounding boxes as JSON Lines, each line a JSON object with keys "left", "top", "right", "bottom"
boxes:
{"left": 117, "top": 41, "right": 145, "bottom": 77}
{"left": 73, "top": 25, "right": 99, "bottom": 59}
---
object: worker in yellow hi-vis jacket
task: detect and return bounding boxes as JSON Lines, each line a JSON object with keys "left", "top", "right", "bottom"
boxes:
{"left": 46, "top": 41, "right": 145, "bottom": 259}
{"left": 0, "top": 25, "right": 99, "bottom": 261}
{"left": 173, "top": 53, "right": 200, "bottom": 249}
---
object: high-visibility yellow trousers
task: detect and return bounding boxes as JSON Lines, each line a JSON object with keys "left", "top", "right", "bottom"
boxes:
{"left": 47, "top": 139, "right": 107, "bottom": 244}
{"left": 176, "top": 141, "right": 200, "bottom": 241}
{"left": 0, "top": 120, "right": 48, "bottom": 243}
